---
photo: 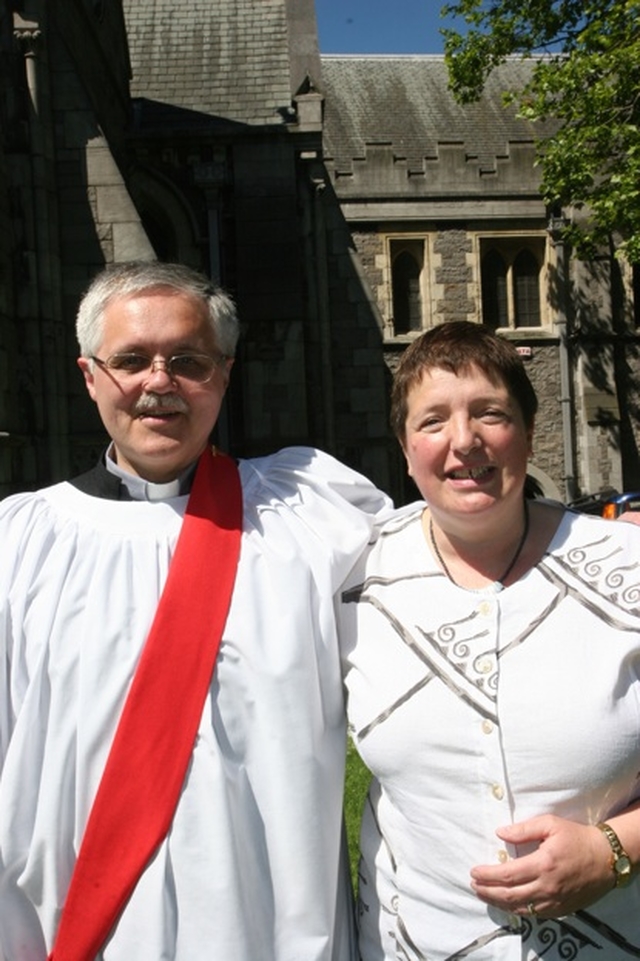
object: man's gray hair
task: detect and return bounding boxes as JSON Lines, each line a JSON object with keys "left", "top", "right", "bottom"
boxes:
{"left": 76, "top": 261, "right": 240, "bottom": 358}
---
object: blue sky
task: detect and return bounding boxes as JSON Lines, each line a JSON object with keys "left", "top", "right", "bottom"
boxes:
{"left": 315, "top": 0, "right": 460, "bottom": 54}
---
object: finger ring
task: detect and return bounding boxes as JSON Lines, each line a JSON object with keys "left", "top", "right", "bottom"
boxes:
{"left": 527, "top": 901, "right": 537, "bottom": 918}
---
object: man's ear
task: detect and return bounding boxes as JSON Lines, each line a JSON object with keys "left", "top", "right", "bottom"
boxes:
{"left": 77, "top": 357, "right": 97, "bottom": 402}
{"left": 222, "top": 357, "right": 234, "bottom": 389}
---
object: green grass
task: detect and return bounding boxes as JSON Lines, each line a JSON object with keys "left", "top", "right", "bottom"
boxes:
{"left": 344, "top": 738, "right": 372, "bottom": 891}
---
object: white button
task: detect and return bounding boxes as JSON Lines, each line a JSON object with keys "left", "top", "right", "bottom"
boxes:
{"left": 477, "top": 657, "right": 493, "bottom": 674}
{"left": 497, "top": 849, "right": 509, "bottom": 863}
{"left": 482, "top": 720, "right": 494, "bottom": 735}
{"left": 491, "top": 783, "right": 505, "bottom": 801}
{"left": 478, "top": 601, "right": 492, "bottom": 616}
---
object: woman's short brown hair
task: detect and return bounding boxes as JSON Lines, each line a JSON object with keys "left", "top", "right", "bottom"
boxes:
{"left": 390, "top": 321, "right": 538, "bottom": 442}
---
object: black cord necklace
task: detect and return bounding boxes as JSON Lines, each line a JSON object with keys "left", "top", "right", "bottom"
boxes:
{"left": 429, "top": 500, "right": 530, "bottom": 590}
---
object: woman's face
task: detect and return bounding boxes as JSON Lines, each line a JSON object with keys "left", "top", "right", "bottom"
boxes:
{"left": 402, "top": 363, "right": 533, "bottom": 527}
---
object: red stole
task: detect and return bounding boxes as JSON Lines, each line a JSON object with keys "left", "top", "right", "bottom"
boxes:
{"left": 48, "top": 448, "right": 242, "bottom": 960}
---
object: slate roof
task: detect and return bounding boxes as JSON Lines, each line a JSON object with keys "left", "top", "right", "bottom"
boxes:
{"left": 122, "top": 0, "right": 300, "bottom": 126}
{"left": 320, "top": 55, "right": 552, "bottom": 174}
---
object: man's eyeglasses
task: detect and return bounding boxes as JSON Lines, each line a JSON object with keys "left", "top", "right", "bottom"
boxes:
{"left": 91, "top": 352, "right": 228, "bottom": 384}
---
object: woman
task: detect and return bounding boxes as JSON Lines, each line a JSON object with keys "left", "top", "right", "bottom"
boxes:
{"left": 339, "top": 321, "right": 640, "bottom": 960}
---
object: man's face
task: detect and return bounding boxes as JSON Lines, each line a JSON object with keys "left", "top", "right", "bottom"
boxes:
{"left": 78, "top": 288, "right": 234, "bottom": 482}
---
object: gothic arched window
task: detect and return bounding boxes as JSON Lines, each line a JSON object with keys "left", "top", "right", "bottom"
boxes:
{"left": 392, "top": 248, "right": 423, "bottom": 334}
{"left": 481, "top": 249, "right": 508, "bottom": 331}
{"left": 480, "top": 237, "right": 544, "bottom": 329}
{"left": 513, "top": 249, "right": 541, "bottom": 328}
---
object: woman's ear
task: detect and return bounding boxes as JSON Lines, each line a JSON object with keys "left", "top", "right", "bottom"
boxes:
{"left": 399, "top": 438, "right": 413, "bottom": 478}
{"left": 527, "top": 418, "right": 535, "bottom": 458}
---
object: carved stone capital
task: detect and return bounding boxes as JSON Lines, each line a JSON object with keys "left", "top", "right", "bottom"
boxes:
{"left": 13, "top": 14, "right": 42, "bottom": 53}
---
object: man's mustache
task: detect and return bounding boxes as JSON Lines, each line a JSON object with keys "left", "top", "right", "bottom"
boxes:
{"left": 134, "top": 393, "right": 189, "bottom": 415}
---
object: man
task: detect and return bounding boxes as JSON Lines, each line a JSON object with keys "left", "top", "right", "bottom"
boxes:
{"left": 0, "top": 261, "right": 389, "bottom": 960}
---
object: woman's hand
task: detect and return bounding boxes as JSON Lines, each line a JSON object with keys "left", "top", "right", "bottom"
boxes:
{"left": 470, "top": 816, "right": 615, "bottom": 918}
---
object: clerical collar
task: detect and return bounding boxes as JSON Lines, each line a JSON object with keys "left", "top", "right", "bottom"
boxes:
{"left": 105, "top": 444, "right": 196, "bottom": 501}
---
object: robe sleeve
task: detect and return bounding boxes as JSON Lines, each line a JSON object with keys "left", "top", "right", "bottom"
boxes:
{"left": 239, "top": 446, "right": 393, "bottom": 591}
{"left": 0, "top": 492, "right": 56, "bottom": 768}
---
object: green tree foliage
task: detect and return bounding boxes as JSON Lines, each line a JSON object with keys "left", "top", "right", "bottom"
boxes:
{"left": 442, "top": 0, "right": 640, "bottom": 261}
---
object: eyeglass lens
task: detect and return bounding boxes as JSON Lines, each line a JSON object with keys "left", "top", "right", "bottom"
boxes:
{"left": 98, "top": 353, "right": 220, "bottom": 382}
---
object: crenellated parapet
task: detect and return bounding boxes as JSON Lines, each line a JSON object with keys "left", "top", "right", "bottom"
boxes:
{"left": 325, "top": 138, "right": 541, "bottom": 200}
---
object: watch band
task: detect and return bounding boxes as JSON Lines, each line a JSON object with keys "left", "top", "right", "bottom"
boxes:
{"left": 596, "top": 822, "right": 632, "bottom": 888}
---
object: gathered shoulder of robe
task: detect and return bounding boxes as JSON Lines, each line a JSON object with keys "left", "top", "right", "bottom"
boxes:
{"left": 0, "top": 446, "right": 389, "bottom": 961}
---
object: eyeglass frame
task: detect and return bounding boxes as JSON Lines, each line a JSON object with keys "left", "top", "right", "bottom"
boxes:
{"left": 90, "top": 350, "right": 229, "bottom": 385}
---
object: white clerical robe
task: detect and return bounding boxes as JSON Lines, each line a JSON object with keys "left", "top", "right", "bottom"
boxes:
{"left": 0, "top": 447, "right": 389, "bottom": 961}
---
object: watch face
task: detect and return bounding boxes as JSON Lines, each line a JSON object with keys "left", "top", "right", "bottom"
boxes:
{"left": 615, "top": 855, "right": 632, "bottom": 886}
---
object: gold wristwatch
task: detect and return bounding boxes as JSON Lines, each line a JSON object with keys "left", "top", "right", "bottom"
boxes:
{"left": 596, "top": 822, "right": 632, "bottom": 887}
